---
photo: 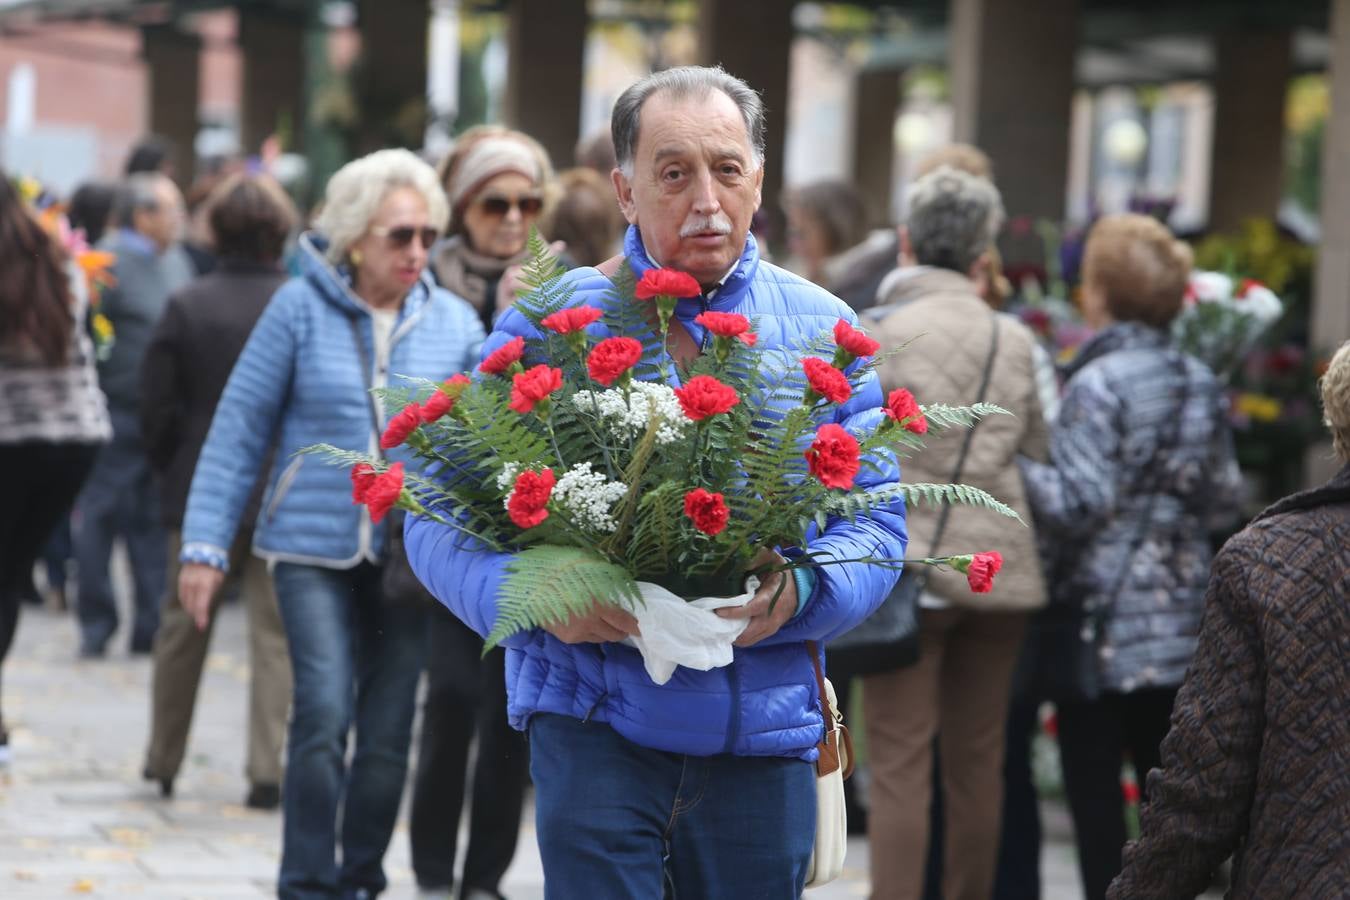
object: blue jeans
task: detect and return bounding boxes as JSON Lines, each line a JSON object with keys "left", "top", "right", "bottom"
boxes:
{"left": 74, "top": 408, "right": 166, "bottom": 652}
{"left": 272, "top": 562, "right": 427, "bottom": 900}
{"left": 529, "top": 713, "right": 816, "bottom": 899}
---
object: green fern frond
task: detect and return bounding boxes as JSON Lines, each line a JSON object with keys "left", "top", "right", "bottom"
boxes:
{"left": 488, "top": 545, "right": 641, "bottom": 649}
{"left": 831, "top": 482, "right": 1023, "bottom": 523}
{"left": 921, "top": 402, "right": 1012, "bottom": 430}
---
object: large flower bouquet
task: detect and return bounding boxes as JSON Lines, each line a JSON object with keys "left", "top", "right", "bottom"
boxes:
{"left": 308, "top": 238, "right": 1017, "bottom": 657}
{"left": 1172, "top": 271, "right": 1283, "bottom": 380}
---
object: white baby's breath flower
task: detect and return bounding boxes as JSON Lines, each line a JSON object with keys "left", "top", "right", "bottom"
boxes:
{"left": 551, "top": 462, "right": 628, "bottom": 533}
{"left": 495, "top": 462, "right": 523, "bottom": 508}
{"left": 573, "top": 382, "right": 691, "bottom": 446}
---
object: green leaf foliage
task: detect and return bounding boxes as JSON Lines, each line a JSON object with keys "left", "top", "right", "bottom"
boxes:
{"left": 488, "top": 545, "right": 641, "bottom": 650}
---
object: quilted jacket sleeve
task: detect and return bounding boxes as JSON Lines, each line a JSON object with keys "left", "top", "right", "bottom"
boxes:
{"left": 1019, "top": 365, "right": 1123, "bottom": 534}
{"left": 180, "top": 288, "right": 296, "bottom": 570}
{"left": 761, "top": 375, "right": 909, "bottom": 645}
{"left": 1107, "top": 543, "right": 1264, "bottom": 899}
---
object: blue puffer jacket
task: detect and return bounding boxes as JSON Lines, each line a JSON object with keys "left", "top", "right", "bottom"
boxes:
{"left": 180, "top": 233, "right": 486, "bottom": 572}
{"left": 405, "top": 227, "right": 908, "bottom": 760}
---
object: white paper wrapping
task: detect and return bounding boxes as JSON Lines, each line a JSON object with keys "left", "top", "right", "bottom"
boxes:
{"left": 621, "top": 577, "right": 759, "bottom": 685}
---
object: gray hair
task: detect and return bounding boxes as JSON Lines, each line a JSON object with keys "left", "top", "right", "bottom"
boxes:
{"left": 611, "top": 65, "right": 765, "bottom": 178}
{"left": 112, "top": 172, "right": 168, "bottom": 228}
{"left": 904, "top": 165, "right": 1005, "bottom": 274}
{"left": 314, "top": 148, "right": 450, "bottom": 263}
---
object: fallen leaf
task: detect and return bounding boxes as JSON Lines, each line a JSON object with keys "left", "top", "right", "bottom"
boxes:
{"left": 71, "top": 878, "right": 95, "bottom": 893}
{"left": 14, "top": 870, "right": 38, "bottom": 881}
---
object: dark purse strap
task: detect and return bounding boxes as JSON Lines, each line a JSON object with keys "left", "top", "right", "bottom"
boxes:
{"left": 345, "top": 314, "right": 386, "bottom": 461}
{"left": 1099, "top": 352, "right": 1191, "bottom": 614}
{"left": 912, "top": 313, "right": 1001, "bottom": 583}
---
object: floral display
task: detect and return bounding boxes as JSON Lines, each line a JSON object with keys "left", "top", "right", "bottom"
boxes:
{"left": 306, "top": 236, "right": 1015, "bottom": 652}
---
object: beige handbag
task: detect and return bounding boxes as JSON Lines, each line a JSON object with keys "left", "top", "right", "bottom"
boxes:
{"left": 804, "top": 641, "right": 854, "bottom": 889}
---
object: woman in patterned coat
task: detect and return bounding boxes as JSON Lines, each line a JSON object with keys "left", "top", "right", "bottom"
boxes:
{"left": 1108, "top": 339, "right": 1350, "bottom": 899}
{"left": 1018, "top": 214, "right": 1243, "bottom": 900}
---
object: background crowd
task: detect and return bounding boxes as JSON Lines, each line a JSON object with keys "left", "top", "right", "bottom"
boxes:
{"left": 0, "top": 62, "right": 1347, "bottom": 900}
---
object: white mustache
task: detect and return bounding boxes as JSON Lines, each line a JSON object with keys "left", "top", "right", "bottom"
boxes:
{"left": 679, "top": 214, "right": 732, "bottom": 238}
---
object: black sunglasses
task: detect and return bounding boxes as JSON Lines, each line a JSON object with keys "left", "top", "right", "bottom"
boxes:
{"left": 371, "top": 225, "right": 439, "bottom": 249}
{"left": 478, "top": 195, "right": 544, "bottom": 218}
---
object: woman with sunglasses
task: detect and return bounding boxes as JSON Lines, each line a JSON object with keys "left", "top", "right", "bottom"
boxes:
{"left": 175, "top": 149, "right": 485, "bottom": 899}
{"left": 432, "top": 125, "right": 555, "bottom": 333}
{"left": 404, "top": 126, "right": 553, "bottom": 900}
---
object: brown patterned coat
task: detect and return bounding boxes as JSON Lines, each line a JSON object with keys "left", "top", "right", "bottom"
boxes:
{"left": 1108, "top": 464, "right": 1350, "bottom": 899}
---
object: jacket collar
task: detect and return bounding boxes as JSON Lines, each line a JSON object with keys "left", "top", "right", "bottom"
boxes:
{"left": 1062, "top": 320, "right": 1171, "bottom": 381}
{"left": 1253, "top": 463, "right": 1350, "bottom": 523}
{"left": 867, "top": 267, "right": 981, "bottom": 322}
{"left": 622, "top": 225, "right": 760, "bottom": 314}
{"left": 298, "top": 231, "right": 434, "bottom": 321}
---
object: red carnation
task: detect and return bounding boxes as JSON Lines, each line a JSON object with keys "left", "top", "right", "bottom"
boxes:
{"left": 833, "top": 319, "right": 880, "bottom": 358}
{"left": 380, "top": 403, "right": 423, "bottom": 449}
{"left": 674, "top": 375, "right": 740, "bottom": 421}
{"left": 509, "top": 364, "right": 564, "bottom": 414}
{"left": 507, "top": 468, "right": 555, "bottom": 529}
{"left": 635, "top": 267, "right": 701, "bottom": 300}
{"left": 1236, "top": 278, "right": 1263, "bottom": 299}
{"left": 683, "top": 488, "right": 730, "bottom": 536}
{"left": 804, "top": 423, "right": 861, "bottom": 490}
{"left": 541, "top": 305, "right": 603, "bottom": 335}
{"left": 1121, "top": 779, "right": 1141, "bottom": 806}
{"left": 479, "top": 335, "right": 526, "bottom": 375}
{"left": 965, "top": 551, "right": 1003, "bottom": 593}
{"left": 884, "top": 388, "right": 928, "bottom": 434}
{"left": 350, "top": 462, "right": 378, "bottom": 504}
{"left": 420, "top": 374, "right": 471, "bottom": 423}
{"left": 696, "top": 311, "right": 756, "bottom": 346}
{"left": 802, "top": 357, "right": 852, "bottom": 405}
{"left": 364, "top": 462, "right": 404, "bottom": 524}
{"left": 587, "top": 336, "right": 644, "bottom": 386}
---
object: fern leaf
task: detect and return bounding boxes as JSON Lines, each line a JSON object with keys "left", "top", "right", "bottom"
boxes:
{"left": 488, "top": 545, "right": 641, "bottom": 649}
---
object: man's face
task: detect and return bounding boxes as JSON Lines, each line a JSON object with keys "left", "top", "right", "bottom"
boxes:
{"left": 134, "top": 176, "right": 184, "bottom": 252}
{"left": 612, "top": 89, "right": 763, "bottom": 289}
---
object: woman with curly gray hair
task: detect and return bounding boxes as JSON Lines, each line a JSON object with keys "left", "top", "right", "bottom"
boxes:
{"left": 861, "top": 165, "right": 1051, "bottom": 900}
{"left": 1108, "top": 339, "right": 1350, "bottom": 899}
{"left": 176, "top": 149, "right": 485, "bottom": 897}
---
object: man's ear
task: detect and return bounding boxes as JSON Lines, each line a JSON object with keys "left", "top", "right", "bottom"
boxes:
{"left": 611, "top": 167, "right": 639, "bottom": 226}
{"left": 753, "top": 164, "right": 764, "bottom": 211}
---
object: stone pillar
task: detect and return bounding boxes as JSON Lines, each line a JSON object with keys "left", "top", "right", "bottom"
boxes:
{"left": 239, "top": 8, "right": 307, "bottom": 155}
{"left": 948, "top": 0, "right": 1078, "bottom": 222}
{"left": 698, "top": 0, "right": 795, "bottom": 242}
{"left": 1208, "top": 30, "right": 1292, "bottom": 233}
{"left": 502, "top": 0, "right": 587, "bottom": 169}
{"left": 141, "top": 23, "right": 200, "bottom": 183}
{"left": 852, "top": 66, "right": 903, "bottom": 228}
{"left": 354, "top": 0, "right": 429, "bottom": 153}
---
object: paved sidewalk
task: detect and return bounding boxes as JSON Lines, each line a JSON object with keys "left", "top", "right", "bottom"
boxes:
{"left": 3, "top": 599, "right": 1101, "bottom": 899}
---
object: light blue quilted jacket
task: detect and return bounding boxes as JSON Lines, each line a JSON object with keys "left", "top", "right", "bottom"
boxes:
{"left": 404, "top": 227, "right": 908, "bottom": 760}
{"left": 180, "top": 233, "right": 485, "bottom": 572}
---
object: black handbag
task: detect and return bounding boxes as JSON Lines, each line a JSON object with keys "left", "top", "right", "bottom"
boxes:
{"left": 347, "top": 315, "right": 440, "bottom": 611}
{"left": 1027, "top": 352, "right": 1192, "bottom": 703}
{"left": 827, "top": 313, "right": 1001, "bottom": 676}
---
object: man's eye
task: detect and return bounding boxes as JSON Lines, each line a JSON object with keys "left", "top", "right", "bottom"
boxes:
{"left": 720, "top": 165, "right": 742, "bottom": 177}
{"left": 662, "top": 169, "right": 685, "bottom": 182}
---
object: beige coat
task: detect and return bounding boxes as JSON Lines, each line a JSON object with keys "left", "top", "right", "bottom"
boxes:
{"left": 869, "top": 268, "right": 1049, "bottom": 611}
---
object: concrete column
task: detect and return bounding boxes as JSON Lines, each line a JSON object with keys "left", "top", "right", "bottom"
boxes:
{"left": 141, "top": 23, "right": 200, "bottom": 183}
{"left": 948, "top": 0, "right": 1078, "bottom": 222}
{"left": 1208, "top": 30, "right": 1292, "bottom": 233}
{"left": 238, "top": 8, "right": 307, "bottom": 155}
{"left": 852, "top": 66, "right": 903, "bottom": 228}
{"left": 503, "top": 0, "right": 587, "bottom": 169}
{"left": 698, "top": 0, "right": 795, "bottom": 241}
{"left": 354, "top": 0, "right": 429, "bottom": 153}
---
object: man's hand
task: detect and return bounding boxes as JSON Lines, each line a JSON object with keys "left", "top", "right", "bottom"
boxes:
{"left": 178, "top": 562, "right": 225, "bottom": 631}
{"left": 717, "top": 553, "right": 797, "bottom": 647}
{"left": 543, "top": 600, "right": 640, "bottom": 644}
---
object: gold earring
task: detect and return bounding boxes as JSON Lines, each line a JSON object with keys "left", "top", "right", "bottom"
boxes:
{"left": 349, "top": 249, "right": 364, "bottom": 267}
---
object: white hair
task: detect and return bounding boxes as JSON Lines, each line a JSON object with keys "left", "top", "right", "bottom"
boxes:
{"left": 314, "top": 148, "right": 450, "bottom": 263}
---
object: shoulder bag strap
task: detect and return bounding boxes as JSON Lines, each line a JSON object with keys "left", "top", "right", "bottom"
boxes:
{"left": 917, "top": 312, "right": 1002, "bottom": 571}
{"left": 345, "top": 314, "right": 386, "bottom": 463}
{"left": 1099, "top": 351, "right": 1191, "bottom": 614}
{"left": 806, "top": 640, "right": 854, "bottom": 779}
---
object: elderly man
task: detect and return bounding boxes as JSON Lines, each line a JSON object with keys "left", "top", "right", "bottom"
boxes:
{"left": 75, "top": 172, "right": 194, "bottom": 657}
{"left": 406, "top": 66, "right": 907, "bottom": 896}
